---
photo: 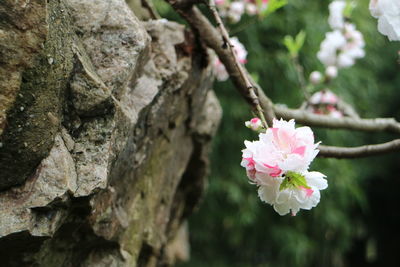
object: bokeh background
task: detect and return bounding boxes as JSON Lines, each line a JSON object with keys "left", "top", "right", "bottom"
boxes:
{"left": 155, "top": 0, "right": 400, "bottom": 266}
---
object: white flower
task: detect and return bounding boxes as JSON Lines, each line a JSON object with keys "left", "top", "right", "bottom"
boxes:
{"left": 369, "top": 0, "right": 400, "bottom": 41}
{"left": 309, "top": 71, "right": 323, "bottom": 84}
{"left": 231, "top": 36, "right": 248, "bottom": 64}
{"left": 213, "top": 59, "right": 230, "bottom": 81}
{"left": 317, "top": 30, "right": 347, "bottom": 67}
{"left": 337, "top": 23, "right": 365, "bottom": 68}
{"left": 246, "top": 3, "right": 258, "bottom": 15}
{"left": 325, "top": 66, "right": 338, "bottom": 79}
{"left": 217, "top": 0, "right": 270, "bottom": 22}
{"left": 317, "top": 24, "right": 364, "bottom": 69}
{"left": 328, "top": 0, "right": 346, "bottom": 30}
{"left": 228, "top": 2, "right": 246, "bottom": 22}
{"left": 258, "top": 171, "right": 328, "bottom": 216}
{"left": 241, "top": 119, "right": 327, "bottom": 215}
{"left": 213, "top": 37, "right": 247, "bottom": 81}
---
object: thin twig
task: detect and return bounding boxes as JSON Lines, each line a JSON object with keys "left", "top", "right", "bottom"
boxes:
{"left": 207, "top": 0, "right": 269, "bottom": 128}
{"left": 318, "top": 140, "right": 400, "bottom": 158}
{"left": 291, "top": 56, "right": 310, "bottom": 100}
{"left": 274, "top": 105, "right": 400, "bottom": 134}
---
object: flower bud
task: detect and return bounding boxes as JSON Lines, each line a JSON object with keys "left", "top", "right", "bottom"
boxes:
{"left": 245, "top": 117, "right": 263, "bottom": 131}
{"left": 325, "top": 66, "right": 338, "bottom": 79}
{"left": 309, "top": 71, "right": 323, "bottom": 85}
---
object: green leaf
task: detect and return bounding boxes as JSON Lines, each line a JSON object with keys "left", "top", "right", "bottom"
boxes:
{"left": 279, "top": 171, "right": 311, "bottom": 191}
{"left": 283, "top": 35, "right": 297, "bottom": 57}
{"left": 295, "top": 30, "right": 306, "bottom": 52}
{"left": 279, "top": 177, "right": 290, "bottom": 191}
{"left": 287, "top": 171, "right": 311, "bottom": 189}
{"left": 261, "top": 0, "right": 288, "bottom": 18}
{"left": 343, "top": 0, "right": 355, "bottom": 18}
{"left": 283, "top": 31, "right": 306, "bottom": 58}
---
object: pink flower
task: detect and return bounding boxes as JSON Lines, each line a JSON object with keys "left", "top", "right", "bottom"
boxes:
{"left": 309, "top": 90, "right": 338, "bottom": 105}
{"left": 308, "top": 90, "right": 343, "bottom": 118}
{"left": 241, "top": 119, "right": 327, "bottom": 215}
{"left": 241, "top": 119, "right": 319, "bottom": 180}
{"left": 245, "top": 117, "right": 263, "bottom": 131}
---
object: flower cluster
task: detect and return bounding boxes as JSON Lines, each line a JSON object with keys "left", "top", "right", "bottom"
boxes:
{"left": 241, "top": 119, "right": 328, "bottom": 216}
{"left": 307, "top": 90, "right": 343, "bottom": 118}
{"left": 216, "top": 0, "right": 269, "bottom": 23}
{"left": 213, "top": 36, "right": 248, "bottom": 81}
{"left": 317, "top": 0, "right": 365, "bottom": 69}
{"left": 369, "top": 0, "right": 400, "bottom": 41}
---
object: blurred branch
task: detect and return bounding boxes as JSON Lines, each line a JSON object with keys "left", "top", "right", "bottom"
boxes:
{"left": 165, "top": 0, "right": 276, "bottom": 125}
{"left": 337, "top": 99, "right": 360, "bottom": 118}
{"left": 291, "top": 56, "right": 310, "bottom": 100}
{"left": 206, "top": 0, "right": 269, "bottom": 128}
{"left": 165, "top": 0, "right": 400, "bottom": 158}
{"left": 318, "top": 140, "right": 400, "bottom": 158}
{"left": 274, "top": 105, "right": 400, "bottom": 134}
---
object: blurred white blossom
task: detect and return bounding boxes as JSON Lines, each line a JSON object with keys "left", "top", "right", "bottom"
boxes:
{"left": 216, "top": 0, "right": 269, "bottom": 22}
{"left": 369, "top": 0, "right": 400, "bottom": 41}
{"left": 328, "top": 0, "right": 346, "bottom": 29}
{"left": 213, "top": 37, "right": 247, "bottom": 81}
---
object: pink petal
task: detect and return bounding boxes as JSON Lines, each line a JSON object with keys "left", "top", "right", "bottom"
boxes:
{"left": 263, "top": 163, "right": 282, "bottom": 177}
{"left": 292, "top": 146, "right": 306, "bottom": 157}
{"left": 250, "top": 118, "right": 260, "bottom": 124}
{"left": 300, "top": 186, "right": 314, "bottom": 197}
{"left": 243, "top": 157, "right": 255, "bottom": 167}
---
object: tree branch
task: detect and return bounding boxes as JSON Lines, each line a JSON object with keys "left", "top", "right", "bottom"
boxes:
{"left": 165, "top": 0, "right": 400, "bottom": 159}
{"left": 207, "top": 0, "right": 268, "bottom": 128}
{"left": 274, "top": 105, "right": 400, "bottom": 134}
{"left": 165, "top": 1, "right": 275, "bottom": 125}
{"left": 318, "top": 140, "right": 400, "bottom": 158}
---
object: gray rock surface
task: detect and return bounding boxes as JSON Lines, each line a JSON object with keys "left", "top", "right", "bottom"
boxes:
{"left": 0, "top": 0, "right": 221, "bottom": 266}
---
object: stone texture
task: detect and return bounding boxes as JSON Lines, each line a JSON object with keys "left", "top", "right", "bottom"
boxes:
{"left": 0, "top": 0, "right": 221, "bottom": 266}
{"left": 0, "top": 0, "right": 75, "bottom": 190}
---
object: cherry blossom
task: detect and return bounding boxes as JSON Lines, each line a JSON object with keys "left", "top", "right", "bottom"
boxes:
{"left": 241, "top": 119, "right": 327, "bottom": 215}
{"left": 317, "top": 1, "right": 365, "bottom": 69}
{"left": 369, "top": 0, "right": 400, "bottom": 41}
{"left": 317, "top": 24, "right": 365, "bottom": 69}
{"left": 213, "top": 36, "right": 248, "bottom": 81}
{"left": 257, "top": 171, "right": 327, "bottom": 216}
{"left": 328, "top": 0, "right": 346, "bottom": 30}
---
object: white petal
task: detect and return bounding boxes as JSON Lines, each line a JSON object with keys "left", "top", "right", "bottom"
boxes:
{"left": 305, "top": 171, "right": 328, "bottom": 190}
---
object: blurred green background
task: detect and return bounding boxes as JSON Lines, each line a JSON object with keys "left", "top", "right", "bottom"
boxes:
{"left": 155, "top": 0, "right": 400, "bottom": 266}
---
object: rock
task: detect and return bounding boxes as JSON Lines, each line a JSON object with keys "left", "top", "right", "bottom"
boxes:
{"left": 0, "top": 1, "right": 221, "bottom": 266}
{"left": 0, "top": 0, "right": 75, "bottom": 190}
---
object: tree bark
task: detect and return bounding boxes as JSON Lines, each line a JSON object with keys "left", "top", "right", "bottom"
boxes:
{"left": 0, "top": 0, "right": 221, "bottom": 266}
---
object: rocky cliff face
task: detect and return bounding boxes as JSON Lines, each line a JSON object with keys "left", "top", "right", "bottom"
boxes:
{"left": 0, "top": 0, "right": 221, "bottom": 266}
